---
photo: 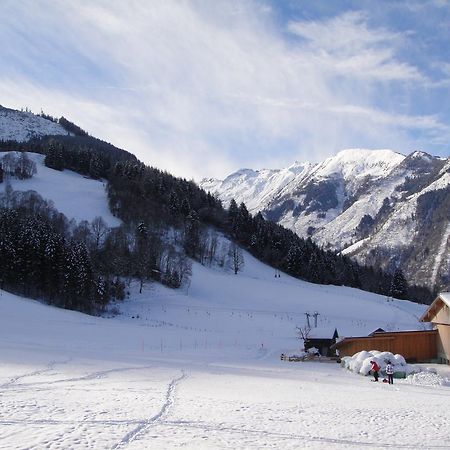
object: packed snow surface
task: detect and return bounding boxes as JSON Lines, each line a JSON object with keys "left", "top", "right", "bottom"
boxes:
{"left": 2, "top": 246, "right": 449, "bottom": 449}
{"left": 0, "top": 152, "right": 121, "bottom": 227}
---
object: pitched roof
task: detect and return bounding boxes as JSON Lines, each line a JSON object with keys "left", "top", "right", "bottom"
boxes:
{"left": 420, "top": 292, "right": 450, "bottom": 322}
{"left": 306, "top": 327, "right": 338, "bottom": 339}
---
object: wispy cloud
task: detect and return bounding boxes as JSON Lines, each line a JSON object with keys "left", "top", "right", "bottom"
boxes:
{"left": 287, "top": 11, "right": 424, "bottom": 82}
{"left": 0, "top": 1, "right": 448, "bottom": 179}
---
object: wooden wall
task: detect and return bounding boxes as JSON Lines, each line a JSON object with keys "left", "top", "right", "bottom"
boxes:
{"left": 336, "top": 330, "right": 438, "bottom": 362}
{"left": 434, "top": 302, "right": 450, "bottom": 325}
{"left": 436, "top": 325, "right": 450, "bottom": 364}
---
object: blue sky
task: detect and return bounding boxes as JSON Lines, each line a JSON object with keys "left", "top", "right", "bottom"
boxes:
{"left": 1, "top": 0, "right": 449, "bottom": 179}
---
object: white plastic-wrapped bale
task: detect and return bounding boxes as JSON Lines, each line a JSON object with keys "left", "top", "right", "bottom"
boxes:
{"left": 393, "top": 354, "right": 407, "bottom": 366}
{"left": 342, "top": 350, "right": 424, "bottom": 378}
{"left": 341, "top": 356, "right": 351, "bottom": 369}
{"left": 348, "top": 350, "right": 372, "bottom": 373}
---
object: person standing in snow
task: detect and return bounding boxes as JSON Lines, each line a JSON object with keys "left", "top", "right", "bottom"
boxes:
{"left": 370, "top": 360, "right": 380, "bottom": 382}
{"left": 386, "top": 361, "right": 394, "bottom": 385}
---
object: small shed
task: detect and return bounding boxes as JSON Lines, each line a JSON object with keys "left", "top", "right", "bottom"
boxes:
{"left": 420, "top": 292, "right": 450, "bottom": 364}
{"left": 304, "top": 327, "right": 339, "bottom": 357}
{"left": 332, "top": 329, "right": 438, "bottom": 363}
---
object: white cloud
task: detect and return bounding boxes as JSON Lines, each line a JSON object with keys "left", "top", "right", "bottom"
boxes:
{"left": 0, "top": 1, "right": 446, "bottom": 179}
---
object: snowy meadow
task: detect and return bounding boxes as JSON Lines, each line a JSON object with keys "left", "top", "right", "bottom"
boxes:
{"left": 1, "top": 253, "right": 450, "bottom": 450}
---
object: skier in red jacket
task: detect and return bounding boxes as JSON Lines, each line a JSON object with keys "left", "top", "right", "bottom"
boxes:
{"left": 370, "top": 360, "right": 380, "bottom": 382}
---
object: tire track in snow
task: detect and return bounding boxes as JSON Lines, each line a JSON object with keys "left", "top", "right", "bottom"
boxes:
{"left": 111, "top": 370, "right": 187, "bottom": 449}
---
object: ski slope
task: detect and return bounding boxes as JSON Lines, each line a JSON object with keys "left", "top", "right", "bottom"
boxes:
{"left": 0, "top": 152, "right": 121, "bottom": 226}
{"left": 1, "top": 248, "right": 449, "bottom": 449}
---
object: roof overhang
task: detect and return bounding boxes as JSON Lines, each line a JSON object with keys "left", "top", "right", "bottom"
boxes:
{"left": 420, "top": 292, "right": 450, "bottom": 322}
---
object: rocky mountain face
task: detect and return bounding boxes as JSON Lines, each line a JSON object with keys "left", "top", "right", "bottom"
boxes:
{"left": 201, "top": 149, "right": 450, "bottom": 291}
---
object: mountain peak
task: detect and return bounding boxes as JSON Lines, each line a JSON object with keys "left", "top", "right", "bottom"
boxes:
{"left": 318, "top": 148, "right": 405, "bottom": 180}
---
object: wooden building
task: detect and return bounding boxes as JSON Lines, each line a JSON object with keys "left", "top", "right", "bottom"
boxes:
{"left": 304, "top": 328, "right": 339, "bottom": 357}
{"left": 333, "top": 330, "right": 438, "bottom": 362}
{"left": 420, "top": 292, "right": 450, "bottom": 364}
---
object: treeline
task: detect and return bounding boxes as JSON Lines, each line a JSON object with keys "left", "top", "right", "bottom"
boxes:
{"left": 0, "top": 133, "right": 137, "bottom": 180}
{"left": 38, "top": 111, "right": 89, "bottom": 137}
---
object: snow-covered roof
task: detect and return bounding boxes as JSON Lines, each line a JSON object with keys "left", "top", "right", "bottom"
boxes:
{"left": 440, "top": 292, "right": 450, "bottom": 307}
{"left": 307, "top": 326, "right": 338, "bottom": 339}
{"left": 420, "top": 292, "right": 450, "bottom": 322}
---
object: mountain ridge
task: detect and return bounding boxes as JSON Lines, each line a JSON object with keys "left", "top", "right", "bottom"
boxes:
{"left": 200, "top": 148, "right": 450, "bottom": 292}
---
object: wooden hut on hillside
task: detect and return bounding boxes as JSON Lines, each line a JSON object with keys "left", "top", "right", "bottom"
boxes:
{"left": 420, "top": 292, "right": 450, "bottom": 364}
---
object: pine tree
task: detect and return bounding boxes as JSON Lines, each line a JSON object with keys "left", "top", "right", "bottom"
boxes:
{"left": 44, "top": 142, "right": 65, "bottom": 171}
{"left": 184, "top": 210, "right": 201, "bottom": 258}
{"left": 228, "top": 199, "right": 238, "bottom": 228}
{"left": 390, "top": 268, "right": 408, "bottom": 299}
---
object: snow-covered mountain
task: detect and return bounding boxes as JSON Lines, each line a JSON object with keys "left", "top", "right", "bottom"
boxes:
{"left": 201, "top": 149, "right": 450, "bottom": 291}
{"left": 0, "top": 105, "right": 70, "bottom": 141}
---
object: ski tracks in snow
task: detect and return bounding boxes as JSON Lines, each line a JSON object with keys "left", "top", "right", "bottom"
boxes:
{"left": 111, "top": 370, "right": 187, "bottom": 449}
{"left": 1, "top": 364, "right": 158, "bottom": 391}
{"left": 0, "top": 358, "right": 70, "bottom": 389}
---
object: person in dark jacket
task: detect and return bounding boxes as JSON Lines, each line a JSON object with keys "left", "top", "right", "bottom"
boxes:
{"left": 370, "top": 360, "right": 380, "bottom": 382}
{"left": 386, "top": 361, "right": 394, "bottom": 384}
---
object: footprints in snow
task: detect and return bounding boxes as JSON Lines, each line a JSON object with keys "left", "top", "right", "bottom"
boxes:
{"left": 112, "top": 370, "right": 187, "bottom": 449}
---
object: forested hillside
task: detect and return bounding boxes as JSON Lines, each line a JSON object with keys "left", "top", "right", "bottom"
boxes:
{"left": 0, "top": 118, "right": 435, "bottom": 312}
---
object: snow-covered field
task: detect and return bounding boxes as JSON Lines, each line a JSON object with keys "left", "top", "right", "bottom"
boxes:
{"left": 2, "top": 249, "right": 450, "bottom": 449}
{"left": 1, "top": 148, "right": 449, "bottom": 448}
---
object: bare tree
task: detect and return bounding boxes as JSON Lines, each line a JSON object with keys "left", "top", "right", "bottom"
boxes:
{"left": 91, "top": 216, "right": 108, "bottom": 249}
{"left": 16, "top": 152, "right": 36, "bottom": 179}
{"left": 228, "top": 242, "right": 245, "bottom": 275}
{"left": 296, "top": 325, "right": 312, "bottom": 341}
{"left": 207, "top": 231, "right": 218, "bottom": 266}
